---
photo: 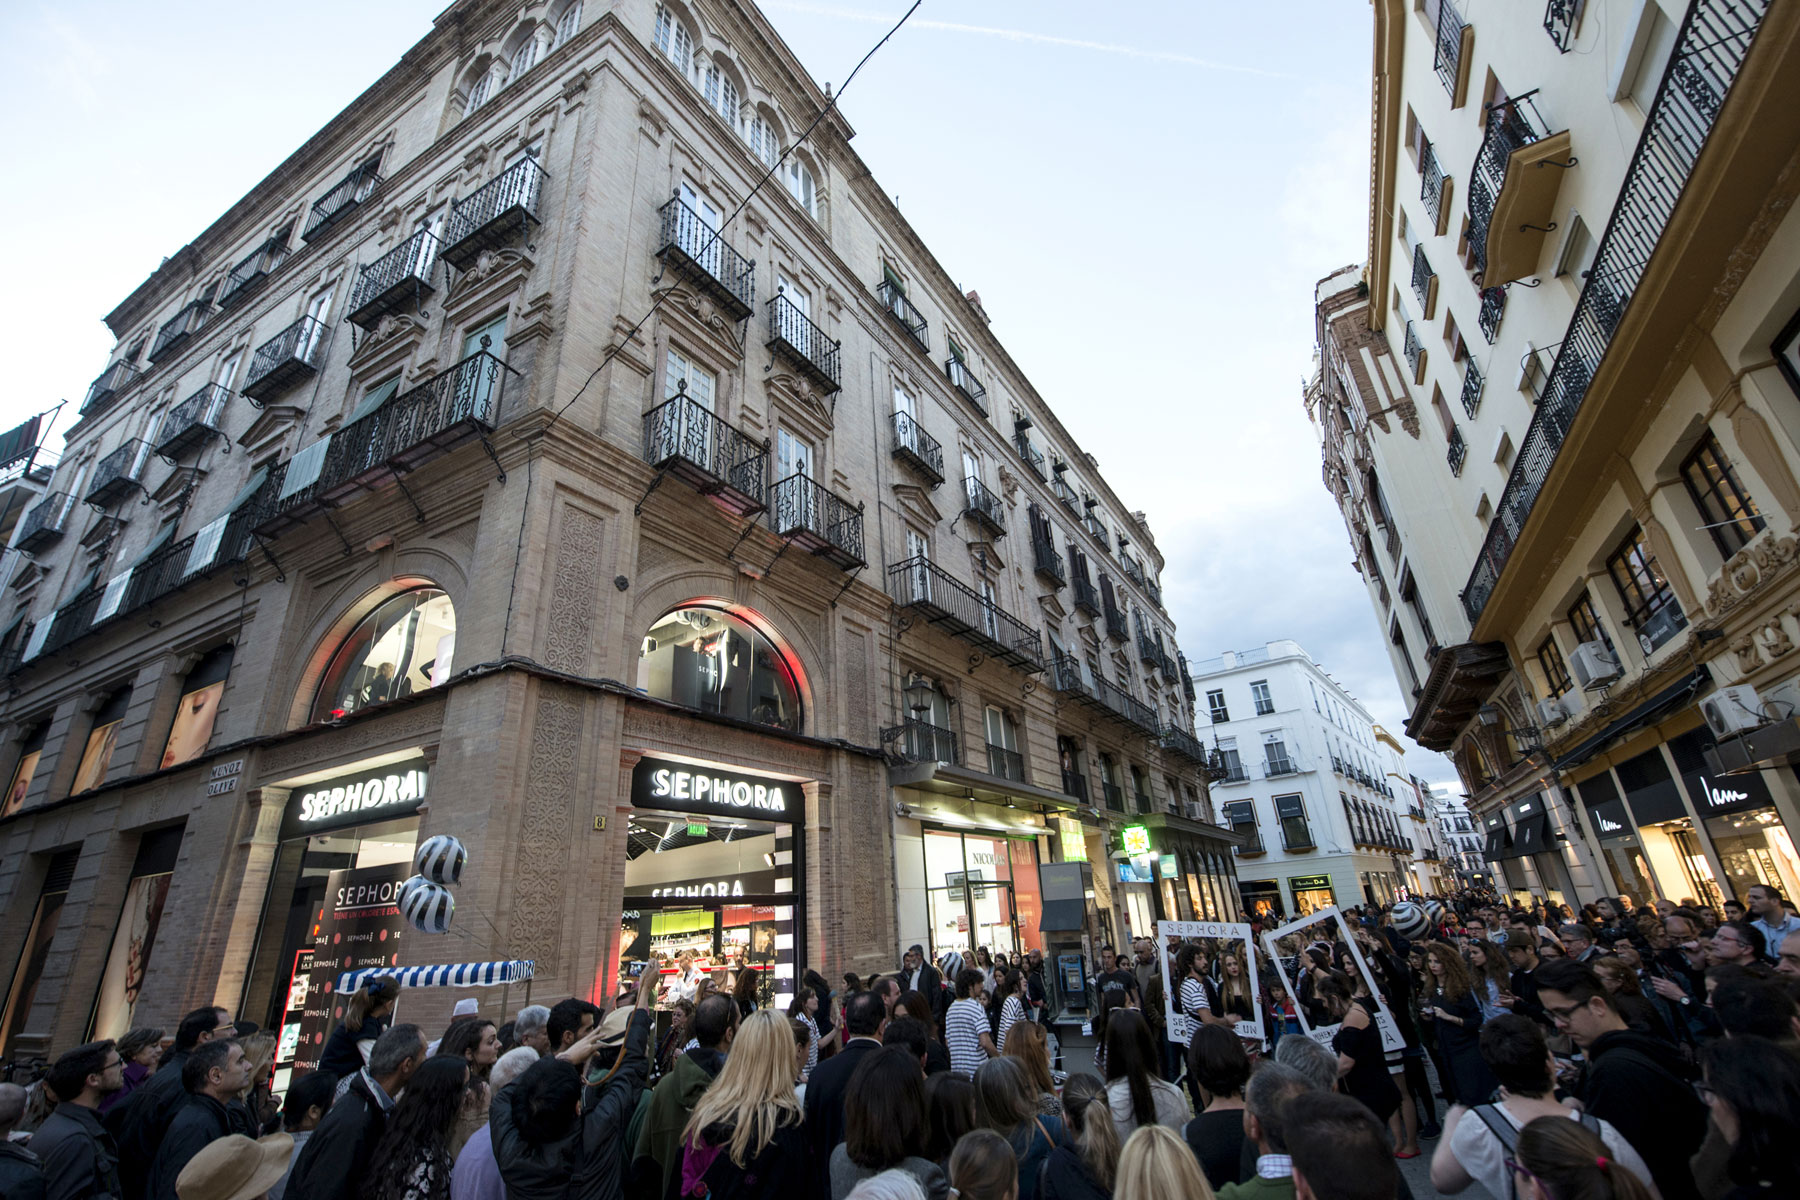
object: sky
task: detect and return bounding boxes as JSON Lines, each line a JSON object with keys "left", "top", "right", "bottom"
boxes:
{"left": 0, "top": 1, "right": 1459, "bottom": 784}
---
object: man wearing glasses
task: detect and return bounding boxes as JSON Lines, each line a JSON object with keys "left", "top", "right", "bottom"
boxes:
{"left": 1705, "top": 921, "right": 1765, "bottom": 971}
{"left": 28, "top": 1040, "right": 126, "bottom": 1200}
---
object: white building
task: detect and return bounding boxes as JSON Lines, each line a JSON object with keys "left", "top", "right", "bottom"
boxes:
{"left": 1432, "top": 784, "right": 1486, "bottom": 885}
{"left": 1191, "top": 640, "right": 1423, "bottom": 917}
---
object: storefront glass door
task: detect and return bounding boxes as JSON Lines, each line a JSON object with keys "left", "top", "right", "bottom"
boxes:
{"left": 922, "top": 828, "right": 1040, "bottom": 962}
{"left": 1706, "top": 809, "right": 1800, "bottom": 900}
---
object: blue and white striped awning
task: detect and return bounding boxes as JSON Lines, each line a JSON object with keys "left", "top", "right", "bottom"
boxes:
{"left": 335, "top": 959, "right": 536, "bottom": 992}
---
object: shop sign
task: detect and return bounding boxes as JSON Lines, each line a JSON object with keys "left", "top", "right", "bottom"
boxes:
{"left": 289, "top": 862, "right": 406, "bottom": 1078}
{"left": 280, "top": 757, "right": 431, "bottom": 839}
{"left": 1287, "top": 875, "right": 1333, "bottom": 891}
{"left": 1121, "top": 825, "right": 1152, "bottom": 856}
{"left": 631, "top": 756, "right": 802, "bottom": 821}
{"left": 1158, "top": 854, "right": 1179, "bottom": 880}
{"left": 1056, "top": 816, "right": 1087, "bottom": 861}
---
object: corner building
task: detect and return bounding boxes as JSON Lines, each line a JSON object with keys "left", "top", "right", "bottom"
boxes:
{"left": 1308, "top": 0, "right": 1800, "bottom": 910}
{"left": 0, "top": 0, "right": 1229, "bottom": 1065}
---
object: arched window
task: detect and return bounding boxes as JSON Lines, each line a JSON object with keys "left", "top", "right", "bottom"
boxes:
{"left": 703, "top": 62, "right": 740, "bottom": 130}
{"left": 785, "top": 157, "right": 816, "bottom": 216}
{"left": 747, "top": 115, "right": 781, "bottom": 169}
{"left": 637, "top": 605, "right": 801, "bottom": 731}
{"left": 654, "top": 5, "right": 696, "bottom": 79}
{"left": 309, "top": 588, "right": 457, "bottom": 722}
{"left": 552, "top": 0, "right": 582, "bottom": 49}
{"left": 465, "top": 62, "right": 496, "bottom": 114}
{"left": 506, "top": 25, "right": 541, "bottom": 85}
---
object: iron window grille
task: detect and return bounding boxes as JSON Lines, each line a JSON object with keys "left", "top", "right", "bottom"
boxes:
{"left": 1544, "top": 0, "right": 1583, "bottom": 51}
{"left": 1421, "top": 141, "right": 1447, "bottom": 231}
{"left": 303, "top": 158, "right": 383, "bottom": 242}
{"left": 945, "top": 356, "right": 987, "bottom": 415}
{"left": 1606, "top": 525, "right": 1687, "bottom": 650}
{"left": 877, "top": 278, "right": 929, "bottom": 353}
{"left": 1680, "top": 431, "right": 1765, "bottom": 558}
{"left": 1461, "top": 357, "right": 1485, "bottom": 419}
{"left": 1411, "top": 248, "right": 1436, "bottom": 310}
{"left": 1433, "top": 0, "right": 1468, "bottom": 96}
{"left": 891, "top": 411, "right": 944, "bottom": 486}
{"left": 1537, "top": 636, "right": 1573, "bottom": 697}
{"left": 1478, "top": 286, "right": 1507, "bottom": 343}
{"left": 1403, "top": 321, "right": 1424, "bottom": 376}
{"left": 1446, "top": 426, "right": 1468, "bottom": 476}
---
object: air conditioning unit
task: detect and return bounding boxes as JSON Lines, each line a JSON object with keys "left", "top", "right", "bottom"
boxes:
{"left": 1761, "top": 677, "right": 1800, "bottom": 723}
{"left": 1702, "top": 684, "right": 1766, "bottom": 738}
{"left": 1536, "top": 697, "right": 1568, "bottom": 728}
{"left": 1569, "top": 640, "right": 1621, "bottom": 691}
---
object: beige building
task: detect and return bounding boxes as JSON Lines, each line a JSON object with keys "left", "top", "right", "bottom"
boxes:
{"left": 0, "top": 0, "right": 1232, "bottom": 1067}
{"left": 1308, "top": 0, "right": 1800, "bottom": 913}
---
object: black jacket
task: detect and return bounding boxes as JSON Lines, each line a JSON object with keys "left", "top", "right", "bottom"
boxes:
{"left": 802, "top": 1036, "right": 880, "bottom": 1191}
{"left": 147, "top": 1095, "right": 229, "bottom": 1200}
{"left": 109, "top": 1054, "right": 188, "bottom": 1200}
{"left": 490, "top": 1007, "right": 653, "bottom": 1200}
{"left": 29, "top": 1102, "right": 122, "bottom": 1200}
{"left": 0, "top": 1140, "right": 45, "bottom": 1200}
{"left": 1580, "top": 1028, "right": 1706, "bottom": 1200}
{"left": 672, "top": 1120, "right": 809, "bottom": 1200}
{"left": 284, "top": 1073, "right": 390, "bottom": 1200}
{"left": 1038, "top": 1145, "right": 1108, "bottom": 1200}
{"left": 316, "top": 1018, "right": 386, "bottom": 1083}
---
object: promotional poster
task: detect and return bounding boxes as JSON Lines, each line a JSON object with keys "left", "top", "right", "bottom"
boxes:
{"left": 286, "top": 863, "right": 407, "bottom": 1079}
{"left": 90, "top": 873, "right": 173, "bottom": 1040}
{"left": 1156, "top": 920, "right": 1264, "bottom": 1045}
{"left": 1260, "top": 906, "right": 1404, "bottom": 1052}
{"left": 160, "top": 680, "right": 225, "bottom": 769}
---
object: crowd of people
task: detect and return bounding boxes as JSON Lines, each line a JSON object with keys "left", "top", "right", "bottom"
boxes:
{"left": 2, "top": 885, "right": 1797, "bottom": 1200}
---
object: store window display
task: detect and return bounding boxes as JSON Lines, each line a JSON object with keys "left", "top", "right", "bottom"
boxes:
{"left": 1, "top": 721, "right": 47, "bottom": 817}
{"left": 309, "top": 588, "right": 456, "bottom": 722}
{"left": 921, "top": 828, "right": 1041, "bottom": 962}
{"left": 637, "top": 606, "right": 802, "bottom": 731}
{"left": 161, "top": 646, "right": 233, "bottom": 768}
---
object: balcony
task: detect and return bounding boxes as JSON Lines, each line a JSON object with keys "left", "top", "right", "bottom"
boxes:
{"left": 1421, "top": 142, "right": 1450, "bottom": 234}
{"left": 642, "top": 393, "right": 768, "bottom": 516}
{"left": 877, "top": 279, "right": 929, "bottom": 354}
{"left": 891, "top": 411, "right": 944, "bottom": 486}
{"left": 155, "top": 384, "right": 231, "bottom": 460}
{"left": 219, "top": 235, "right": 290, "bottom": 309}
{"left": 1062, "top": 771, "right": 1089, "bottom": 804}
{"left": 1160, "top": 726, "right": 1208, "bottom": 767}
{"left": 1178, "top": 653, "right": 1195, "bottom": 702}
{"left": 1478, "top": 286, "right": 1507, "bottom": 343}
{"left": 886, "top": 556, "right": 1045, "bottom": 672}
{"left": 1052, "top": 474, "right": 1080, "bottom": 516}
{"left": 1463, "top": 3, "right": 1768, "bottom": 624}
{"left": 1051, "top": 653, "right": 1092, "bottom": 700}
{"left": 963, "top": 477, "right": 1006, "bottom": 537}
{"left": 149, "top": 300, "right": 211, "bottom": 364}
{"left": 1084, "top": 510, "right": 1108, "bottom": 547}
{"left": 1234, "top": 830, "right": 1266, "bottom": 857}
{"left": 346, "top": 230, "right": 440, "bottom": 331}
{"left": 1159, "top": 649, "right": 1181, "bottom": 685}
{"left": 1102, "top": 782, "right": 1125, "bottom": 813}
{"left": 83, "top": 360, "right": 139, "bottom": 417}
{"left": 1402, "top": 320, "right": 1424, "bottom": 383}
{"left": 1282, "top": 827, "right": 1317, "bottom": 853}
{"left": 1095, "top": 675, "right": 1161, "bottom": 737}
{"left": 1460, "top": 358, "right": 1485, "bottom": 420}
{"left": 1072, "top": 573, "right": 1100, "bottom": 617}
{"left": 770, "top": 473, "right": 865, "bottom": 569}
{"left": 1102, "top": 599, "right": 1128, "bottom": 644}
{"left": 303, "top": 160, "right": 382, "bottom": 242}
{"left": 1432, "top": 0, "right": 1473, "bottom": 104}
{"left": 654, "top": 197, "right": 754, "bottom": 322}
{"left": 445, "top": 157, "right": 547, "bottom": 271}
{"left": 1331, "top": 756, "right": 1344, "bottom": 774}
{"left": 1032, "top": 531, "right": 1065, "bottom": 589}
{"left": 1466, "top": 92, "right": 1572, "bottom": 284}
{"left": 16, "top": 493, "right": 75, "bottom": 554}
{"left": 766, "top": 295, "right": 839, "bottom": 393}
{"left": 1264, "top": 756, "right": 1300, "bottom": 778}
{"left": 85, "top": 440, "right": 152, "bottom": 508}
{"left": 1121, "top": 557, "right": 1146, "bottom": 589}
{"left": 1447, "top": 426, "right": 1467, "bottom": 476}
{"left": 255, "top": 350, "right": 508, "bottom": 536}
{"left": 242, "top": 317, "right": 328, "bottom": 405}
{"left": 945, "top": 357, "right": 987, "bottom": 416}
{"left": 1015, "top": 433, "right": 1046, "bottom": 481}
{"left": 1217, "top": 765, "right": 1250, "bottom": 785}
{"left": 1544, "top": 0, "right": 1580, "bottom": 51}
{"left": 884, "top": 718, "right": 958, "bottom": 765}
{"left": 1411, "top": 248, "right": 1437, "bottom": 317}
{"left": 1137, "top": 631, "right": 1161, "bottom": 668}
{"left": 986, "top": 744, "right": 1025, "bottom": 783}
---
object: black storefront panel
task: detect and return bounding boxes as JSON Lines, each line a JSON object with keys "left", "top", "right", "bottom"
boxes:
{"left": 1667, "top": 727, "right": 1775, "bottom": 818}
{"left": 1575, "top": 771, "right": 1635, "bottom": 844}
{"left": 1614, "top": 745, "right": 1689, "bottom": 827}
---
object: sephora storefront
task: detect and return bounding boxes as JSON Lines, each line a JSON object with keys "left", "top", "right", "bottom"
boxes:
{"left": 617, "top": 756, "right": 802, "bottom": 1012}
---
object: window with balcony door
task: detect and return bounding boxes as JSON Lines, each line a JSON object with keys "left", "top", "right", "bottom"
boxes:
{"left": 1264, "top": 738, "right": 1293, "bottom": 776}
{"left": 902, "top": 675, "right": 952, "bottom": 763}
{"left": 1391, "top": 617, "right": 1420, "bottom": 693}
{"left": 1680, "top": 432, "right": 1765, "bottom": 559}
{"left": 1606, "top": 525, "right": 1687, "bottom": 651}
{"left": 1399, "top": 568, "right": 1436, "bottom": 649}
{"left": 1223, "top": 799, "right": 1258, "bottom": 842}
{"left": 1250, "top": 680, "right": 1274, "bottom": 715}
{"left": 1568, "top": 591, "right": 1612, "bottom": 652}
{"left": 1207, "top": 689, "right": 1229, "bottom": 723}
{"left": 1130, "top": 765, "right": 1152, "bottom": 814}
{"left": 702, "top": 61, "right": 741, "bottom": 131}
{"left": 1537, "top": 636, "right": 1573, "bottom": 698}
{"left": 665, "top": 346, "right": 716, "bottom": 412}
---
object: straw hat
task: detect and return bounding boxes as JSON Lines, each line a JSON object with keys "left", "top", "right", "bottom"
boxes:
{"left": 176, "top": 1133, "right": 294, "bottom": 1200}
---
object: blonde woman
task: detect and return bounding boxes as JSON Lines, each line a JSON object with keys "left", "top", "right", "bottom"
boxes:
{"left": 229, "top": 1031, "right": 280, "bottom": 1137}
{"left": 1115, "top": 1124, "right": 1214, "bottom": 1200}
{"left": 677, "top": 1009, "right": 811, "bottom": 1197}
{"left": 1002, "top": 1021, "right": 1061, "bottom": 1117}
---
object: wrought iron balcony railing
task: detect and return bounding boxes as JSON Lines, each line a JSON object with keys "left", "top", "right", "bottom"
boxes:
{"left": 445, "top": 156, "right": 547, "bottom": 270}
{"left": 1421, "top": 141, "right": 1448, "bottom": 232}
{"left": 766, "top": 294, "right": 839, "bottom": 393}
{"left": 1385, "top": 521, "right": 1402, "bottom": 563}
{"left": 254, "top": 350, "right": 508, "bottom": 536}
{"left": 1133, "top": 789, "right": 1154, "bottom": 816}
{"left": 156, "top": 384, "right": 231, "bottom": 460}
{"left": 655, "top": 197, "right": 754, "bottom": 321}
{"left": 642, "top": 393, "right": 768, "bottom": 516}
{"left": 220, "top": 235, "right": 290, "bottom": 309}
{"left": 891, "top": 411, "right": 944, "bottom": 486}
{"left": 1121, "top": 557, "right": 1146, "bottom": 588}
{"left": 1051, "top": 652, "right": 1091, "bottom": 699}
{"left": 346, "top": 230, "right": 440, "bottom": 331}
{"left": 1072, "top": 573, "right": 1100, "bottom": 617}
{"left": 1283, "top": 827, "right": 1317, "bottom": 852}
{"left": 1544, "top": 0, "right": 1580, "bottom": 51}
{"left": 1447, "top": 425, "right": 1467, "bottom": 476}
{"left": 1402, "top": 320, "right": 1423, "bottom": 379}
{"left": 1433, "top": 0, "right": 1468, "bottom": 98}
{"left": 1052, "top": 474, "right": 1080, "bottom": 514}
{"left": 1460, "top": 358, "right": 1485, "bottom": 419}
{"left": 946, "top": 357, "right": 987, "bottom": 415}
{"left": 85, "top": 440, "right": 152, "bottom": 508}
{"left": 149, "top": 300, "right": 212, "bottom": 364}
{"left": 1411, "top": 247, "right": 1436, "bottom": 312}
{"left": 243, "top": 317, "right": 328, "bottom": 405}
{"left": 1179, "top": 652, "right": 1195, "bottom": 702}
{"left": 1062, "top": 771, "right": 1089, "bottom": 803}
{"left": 770, "top": 473, "right": 865, "bottom": 569}
{"left": 1478, "top": 286, "right": 1507, "bottom": 343}
{"left": 16, "top": 493, "right": 75, "bottom": 554}
{"left": 986, "top": 744, "right": 1025, "bottom": 782}
{"left": 877, "top": 279, "right": 929, "bottom": 354}
{"left": 1103, "top": 599, "right": 1128, "bottom": 644}
{"left": 1102, "top": 782, "right": 1125, "bottom": 813}
{"left": 1265, "top": 757, "right": 1300, "bottom": 778}
{"left": 1466, "top": 93, "right": 1554, "bottom": 278}
{"left": 963, "top": 476, "right": 1006, "bottom": 537}
{"left": 1160, "top": 726, "right": 1207, "bottom": 767}
{"left": 886, "top": 555, "right": 1045, "bottom": 671}
{"left": 1159, "top": 649, "right": 1181, "bottom": 685}
{"left": 303, "top": 160, "right": 382, "bottom": 241}
{"left": 83, "top": 360, "right": 139, "bottom": 417}
{"left": 1092, "top": 674, "right": 1160, "bottom": 736}
{"left": 1015, "top": 434, "right": 1046, "bottom": 481}
{"left": 1218, "top": 765, "right": 1250, "bottom": 785}
{"left": 1233, "top": 829, "right": 1265, "bottom": 856}
{"left": 883, "top": 717, "right": 958, "bottom": 765}
{"left": 1137, "top": 631, "right": 1161, "bottom": 668}
{"left": 1032, "top": 531, "right": 1065, "bottom": 588}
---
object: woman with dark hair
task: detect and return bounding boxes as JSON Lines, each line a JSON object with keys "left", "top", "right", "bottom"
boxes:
{"left": 1421, "top": 941, "right": 1495, "bottom": 1106}
{"left": 1465, "top": 941, "right": 1509, "bottom": 1021}
{"left": 949, "top": 1130, "right": 1019, "bottom": 1200}
{"left": 1512, "top": 1114, "right": 1657, "bottom": 1200}
{"left": 438, "top": 1018, "right": 499, "bottom": 1156}
{"left": 1590, "top": 957, "right": 1678, "bottom": 1045}
{"left": 993, "top": 969, "right": 1028, "bottom": 1053}
{"left": 789, "top": 987, "right": 838, "bottom": 1081}
{"left": 733, "top": 964, "right": 761, "bottom": 1020}
{"left": 829, "top": 1045, "right": 950, "bottom": 1200}
{"left": 923, "top": 1073, "right": 976, "bottom": 1172}
{"left": 1041, "top": 1073, "right": 1118, "bottom": 1200}
{"left": 1317, "top": 973, "right": 1400, "bottom": 1125}
{"left": 99, "top": 1027, "right": 164, "bottom": 1115}
{"left": 1100, "top": 1009, "right": 1187, "bottom": 1139}
{"left": 319, "top": 976, "right": 399, "bottom": 1080}
{"left": 1181, "top": 1023, "right": 1249, "bottom": 1190}
{"left": 358, "top": 1055, "right": 469, "bottom": 1200}
{"left": 1702, "top": 1034, "right": 1800, "bottom": 1199}
{"left": 1091, "top": 988, "right": 1133, "bottom": 1078}
{"left": 973, "top": 1057, "right": 1068, "bottom": 1200}
{"left": 900, "top": 991, "right": 954, "bottom": 1075}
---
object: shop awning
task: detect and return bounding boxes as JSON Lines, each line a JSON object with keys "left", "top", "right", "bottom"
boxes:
{"left": 1509, "top": 813, "right": 1551, "bottom": 857}
{"left": 336, "top": 959, "right": 536, "bottom": 992}
{"left": 1552, "top": 666, "right": 1710, "bottom": 772}
{"left": 889, "top": 760, "right": 1079, "bottom": 812}
{"left": 1482, "top": 825, "right": 1511, "bottom": 858}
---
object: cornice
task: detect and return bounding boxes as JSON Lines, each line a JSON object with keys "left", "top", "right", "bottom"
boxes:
{"left": 1366, "top": 0, "right": 1405, "bottom": 334}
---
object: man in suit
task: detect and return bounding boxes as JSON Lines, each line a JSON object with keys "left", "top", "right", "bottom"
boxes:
{"left": 898, "top": 944, "right": 943, "bottom": 1016}
{"left": 803, "top": 990, "right": 888, "bottom": 1191}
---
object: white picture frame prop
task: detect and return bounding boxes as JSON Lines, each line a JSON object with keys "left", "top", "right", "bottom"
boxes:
{"left": 1156, "top": 919, "right": 1265, "bottom": 1046}
{"left": 1259, "top": 905, "right": 1404, "bottom": 1053}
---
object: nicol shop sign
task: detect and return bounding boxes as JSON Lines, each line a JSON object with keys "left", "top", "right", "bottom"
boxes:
{"left": 280, "top": 756, "right": 432, "bottom": 839}
{"left": 630, "top": 755, "right": 803, "bottom": 821}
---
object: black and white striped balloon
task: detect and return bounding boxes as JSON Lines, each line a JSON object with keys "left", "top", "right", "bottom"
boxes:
{"left": 414, "top": 835, "right": 467, "bottom": 886}
{"left": 1390, "top": 901, "right": 1430, "bottom": 940}
{"left": 1424, "top": 900, "right": 1448, "bottom": 929}
{"left": 401, "top": 875, "right": 455, "bottom": 934}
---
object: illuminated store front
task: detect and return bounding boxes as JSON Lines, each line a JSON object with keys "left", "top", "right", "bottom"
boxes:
{"left": 922, "top": 826, "right": 1043, "bottom": 961}
{"left": 1288, "top": 873, "right": 1336, "bottom": 914}
{"left": 1616, "top": 742, "right": 1724, "bottom": 908}
{"left": 1575, "top": 771, "right": 1656, "bottom": 906}
{"left": 1664, "top": 728, "right": 1799, "bottom": 901}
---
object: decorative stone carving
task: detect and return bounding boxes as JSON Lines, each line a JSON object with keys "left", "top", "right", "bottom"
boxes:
{"left": 1704, "top": 533, "right": 1800, "bottom": 617}
{"left": 1733, "top": 633, "right": 1763, "bottom": 673}
{"left": 543, "top": 508, "right": 603, "bottom": 673}
{"left": 456, "top": 248, "right": 525, "bottom": 292}
{"left": 509, "top": 688, "right": 582, "bottom": 972}
{"left": 1396, "top": 397, "right": 1421, "bottom": 438}
{"left": 1758, "top": 616, "right": 1794, "bottom": 659}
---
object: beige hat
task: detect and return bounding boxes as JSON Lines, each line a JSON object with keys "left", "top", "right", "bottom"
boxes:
{"left": 596, "top": 1005, "right": 635, "bottom": 1051}
{"left": 176, "top": 1133, "right": 294, "bottom": 1200}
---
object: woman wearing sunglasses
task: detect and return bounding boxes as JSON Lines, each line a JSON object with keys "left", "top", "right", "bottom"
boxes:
{"left": 1506, "top": 1116, "right": 1654, "bottom": 1200}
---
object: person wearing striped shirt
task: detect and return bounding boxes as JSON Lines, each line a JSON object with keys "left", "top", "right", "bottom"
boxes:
{"left": 1176, "top": 945, "right": 1225, "bottom": 1032}
{"left": 946, "top": 968, "right": 997, "bottom": 1078}
{"left": 993, "top": 968, "right": 1027, "bottom": 1055}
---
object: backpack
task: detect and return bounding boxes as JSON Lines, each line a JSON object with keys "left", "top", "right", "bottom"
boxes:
{"left": 1471, "top": 1104, "right": 1601, "bottom": 1158}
